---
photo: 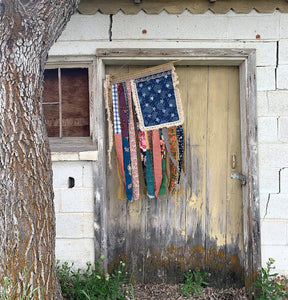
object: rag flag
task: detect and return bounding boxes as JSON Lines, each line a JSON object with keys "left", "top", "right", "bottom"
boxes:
{"left": 105, "top": 63, "right": 185, "bottom": 201}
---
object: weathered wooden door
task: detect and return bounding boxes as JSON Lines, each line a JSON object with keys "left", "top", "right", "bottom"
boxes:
{"left": 105, "top": 65, "right": 244, "bottom": 287}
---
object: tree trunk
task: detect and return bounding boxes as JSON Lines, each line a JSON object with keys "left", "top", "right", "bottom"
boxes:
{"left": 0, "top": 1, "right": 78, "bottom": 299}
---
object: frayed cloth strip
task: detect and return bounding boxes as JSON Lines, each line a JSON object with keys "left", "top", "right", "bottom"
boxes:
{"left": 115, "top": 134, "right": 124, "bottom": 181}
{"left": 126, "top": 81, "right": 140, "bottom": 201}
{"left": 152, "top": 130, "right": 162, "bottom": 198}
{"left": 111, "top": 83, "right": 124, "bottom": 179}
{"left": 158, "top": 129, "right": 166, "bottom": 196}
{"left": 145, "top": 132, "right": 155, "bottom": 198}
{"left": 112, "top": 84, "right": 121, "bottom": 134}
{"left": 162, "top": 127, "right": 178, "bottom": 168}
{"left": 168, "top": 127, "right": 179, "bottom": 193}
{"left": 118, "top": 83, "right": 133, "bottom": 201}
{"left": 176, "top": 125, "right": 184, "bottom": 184}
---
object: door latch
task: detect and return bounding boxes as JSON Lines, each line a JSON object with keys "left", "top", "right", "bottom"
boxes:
{"left": 230, "top": 173, "right": 247, "bottom": 186}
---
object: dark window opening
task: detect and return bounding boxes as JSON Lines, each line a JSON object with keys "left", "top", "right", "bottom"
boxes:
{"left": 43, "top": 68, "right": 90, "bottom": 138}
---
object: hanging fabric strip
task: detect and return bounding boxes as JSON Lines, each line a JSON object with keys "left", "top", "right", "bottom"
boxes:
{"left": 106, "top": 63, "right": 185, "bottom": 200}
{"left": 168, "top": 126, "right": 179, "bottom": 193}
{"left": 152, "top": 130, "right": 162, "bottom": 198}
{"left": 162, "top": 127, "right": 178, "bottom": 168}
{"left": 137, "top": 123, "right": 147, "bottom": 194}
{"left": 176, "top": 125, "right": 184, "bottom": 184}
{"left": 126, "top": 81, "right": 140, "bottom": 201}
{"left": 112, "top": 84, "right": 125, "bottom": 180}
{"left": 138, "top": 129, "right": 147, "bottom": 172}
{"left": 158, "top": 129, "right": 166, "bottom": 196}
{"left": 145, "top": 132, "right": 155, "bottom": 198}
{"left": 118, "top": 83, "right": 133, "bottom": 201}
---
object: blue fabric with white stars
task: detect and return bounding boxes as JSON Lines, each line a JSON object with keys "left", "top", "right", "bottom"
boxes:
{"left": 134, "top": 70, "right": 180, "bottom": 128}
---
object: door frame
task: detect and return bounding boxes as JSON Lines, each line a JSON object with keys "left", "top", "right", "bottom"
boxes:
{"left": 94, "top": 48, "right": 260, "bottom": 290}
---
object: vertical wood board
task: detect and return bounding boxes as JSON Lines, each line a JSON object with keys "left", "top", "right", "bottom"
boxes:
{"left": 103, "top": 64, "right": 244, "bottom": 287}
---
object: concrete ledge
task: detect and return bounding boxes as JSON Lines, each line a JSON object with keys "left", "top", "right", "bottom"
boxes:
{"left": 51, "top": 151, "right": 98, "bottom": 161}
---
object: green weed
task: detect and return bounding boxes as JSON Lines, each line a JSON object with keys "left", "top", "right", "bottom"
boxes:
{"left": 1, "top": 267, "right": 42, "bottom": 300}
{"left": 57, "top": 256, "right": 134, "bottom": 300}
{"left": 254, "top": 258, "right": 288, "bottom": 300}
{"left": 179, "top": 269, "right": 209, "bottom": 298}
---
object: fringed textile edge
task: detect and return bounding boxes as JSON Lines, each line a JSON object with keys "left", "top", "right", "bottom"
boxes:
{"left": 171, "top": 65, "right": 185, "bottom": 130}
{"left": 111, "top": 62, "right": 174, "bottom": 84}
{"left": 104, "top": 75, "right": 114, "bottom": 169}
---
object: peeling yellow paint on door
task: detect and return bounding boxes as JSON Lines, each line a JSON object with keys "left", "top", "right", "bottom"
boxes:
{"left": 105, "top": 64, "right": 244, "bottom": 286}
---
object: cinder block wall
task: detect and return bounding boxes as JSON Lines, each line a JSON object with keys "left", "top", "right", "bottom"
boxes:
{"left": 52, "top": 160, "right": 95, "bottom": 269}
{"left": 50, "top": 9, "right": 288, "bottom": 274}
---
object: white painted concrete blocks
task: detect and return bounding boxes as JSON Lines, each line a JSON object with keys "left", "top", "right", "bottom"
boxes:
{"left": 280, "top": 14, "right": 288, "bottom": 39}
{"left": 268, "top": 90, "right": 288, "bottom": 116}
{"left": 112, "top": 10, "right": 229, "bottom": 40}
{"left": 61, "top": 189, "right": 94, "bottom": 213}
{"left": 279, "top": 39, "right": 288, "bottom": 65}
{"left": 82, "top": 163, "right": 94, "bottom": 188}
{"left": 53, "top": 161, "right": 94, "bottom": 189}
{"left": 56, "top": 213, "right": 94, "bottom": 238}
{"left": 257, "top": 117, "right": 278, "bottom": 143}
{"left": 262, "top": 246, "right": 288, "bottom": 275}
{"left": 261, "top": 220, "right": 287, "bottom": 245}
{"left": 257, "top": 91, "right": 269, "bottom": 117}
{"left": 112, "top": 10, "right": 281, "bottom": 41}
{"left": 53, "top": 162, "right": 83, "bottom": 189}
{"left": 226, "top": 12, "right": 280, "bottom": 40}
{"left": 259, "top": 144, "right": 288, "bottom": 169}
{"left": 281, "top": 168, "right": 288, "bottom": 194}
{"left": 277, "top": 66, "right": 288, "bottom": 89}
{"left": 265, "top": 194, "right": 288, "bottom": 219}
{"left": 279, "top": 117, "right": 288, "bottom": 142}
{"left": 256, "top": 67, "right": 276, "bottom": 91}
{"left": 59, "top": 12, "right": 110, "bottom": 41}
{"left": 255, "top": 42, "right": 276, "bottom": 67}
{"left": 259, "top": 168, "right": 280, "bottom": 194}
{"left": 53, "top": 160, "right": 95, "bottom": 269}
{"left": 56, "top": 239, "right": 95, "bottom": 269}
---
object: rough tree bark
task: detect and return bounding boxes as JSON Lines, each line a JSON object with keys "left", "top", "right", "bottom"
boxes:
{"left": 0, "top": 0, "right": 79, "bottom": 299}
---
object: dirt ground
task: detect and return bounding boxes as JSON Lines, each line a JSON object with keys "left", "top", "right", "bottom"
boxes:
{"left": 131, "top": 284, "right": 249, "bottom": 299}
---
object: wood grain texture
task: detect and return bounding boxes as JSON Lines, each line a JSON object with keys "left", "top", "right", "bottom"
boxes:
{"left": 239, "top": 51, "right": 261, "bottom": 294}
{"left": 103, "top": 64, "right": 246, "bottom": 287}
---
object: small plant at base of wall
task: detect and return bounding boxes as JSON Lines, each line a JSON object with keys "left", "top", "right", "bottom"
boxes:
{"left": 254, "top": 258, "right": 288, "bottom": 299}
{"left": 179, "top": 269, "right": 209, "bottom": 298}
{"left": 56, "top": 256, "right": 134, "bottom": 300}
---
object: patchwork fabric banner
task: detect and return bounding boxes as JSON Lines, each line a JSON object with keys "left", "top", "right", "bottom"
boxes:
{"left": 105, "top": 63, "right": 185, "bottom": 201}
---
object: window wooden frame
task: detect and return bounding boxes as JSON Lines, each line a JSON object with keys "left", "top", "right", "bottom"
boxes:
{"left": 94, "top": 48, "right": 260, "bottom": 293}
{"left": 45, "top": 59, "right": 98, "bottom": 154}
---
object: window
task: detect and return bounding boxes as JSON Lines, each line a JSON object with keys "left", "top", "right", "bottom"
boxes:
{"left": 43, "top": 67, "right": 90, "bottom": 138}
